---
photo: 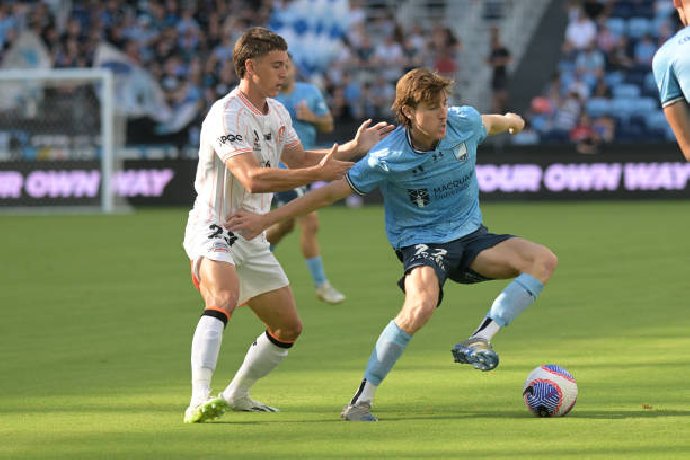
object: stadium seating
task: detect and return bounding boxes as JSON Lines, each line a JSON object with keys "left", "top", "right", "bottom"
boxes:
{"left": 528, "top": 0, "right": 677, "bottom": 146}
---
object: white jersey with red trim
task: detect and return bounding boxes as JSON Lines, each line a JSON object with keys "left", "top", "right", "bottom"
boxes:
{"left": 187, "top": 87, "right": 300, "bottom": 226}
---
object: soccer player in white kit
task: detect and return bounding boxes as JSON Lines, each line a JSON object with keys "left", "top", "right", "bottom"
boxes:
{"left": 182, "top": 27, "right": 392, "bottom": 423}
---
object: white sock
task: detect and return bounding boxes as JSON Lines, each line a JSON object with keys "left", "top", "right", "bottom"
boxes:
{"left": 351, "top": 378, "right": 378, "bottom": 405}
{"left": 190, "top": 315, "right": 224, "bottom": 406}
{"left": 470, "top": 317, "right": 501, "bottom": 341}
{"left": 223, "top": 331, "right": 288, "bottom": 400}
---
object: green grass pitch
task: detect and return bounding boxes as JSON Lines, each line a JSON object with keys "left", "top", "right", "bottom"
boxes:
{"left": 2, "top": 201, "right": 690, "bottom": 459}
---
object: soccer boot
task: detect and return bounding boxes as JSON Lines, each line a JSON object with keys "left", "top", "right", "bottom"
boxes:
{"left": 183, "top": 396, "right": 229, "bottom": 423}
{"left": 315, "top": 281, "right": 346, "bottom": 304}
{"left": 451, "top": 337, "right": 500, "bottom": 371}
{"left": 340, "top": 400, "right": 377, "bottom": 421}
{"left": 227, "top": 394, "right": 279, "bottom": 412}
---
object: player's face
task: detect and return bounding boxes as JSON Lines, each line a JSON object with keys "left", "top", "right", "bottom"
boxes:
{"left": 409, "top": 93, "right": 449, "bottom": 142}
{"left": 678, "top": 0, "right": 688, "bottom": 25}
{"left": 284, "top": 58, "right": 296, "bottom": 86}
{"left": 248, "top": 50, "right": 289, "bottom": 98}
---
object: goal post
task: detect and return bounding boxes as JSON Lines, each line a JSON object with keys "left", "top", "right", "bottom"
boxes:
{"left": 0, "top": 67, "right": 122, "bottom": 213}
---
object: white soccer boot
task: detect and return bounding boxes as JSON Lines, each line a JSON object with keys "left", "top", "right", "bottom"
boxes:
{"left": 315, "top": 281, "right": 346, "bottom": 304}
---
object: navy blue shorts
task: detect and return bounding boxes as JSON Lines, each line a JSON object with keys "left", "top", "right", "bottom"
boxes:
{"left": 394, "top": 226, "right": 514, "bottom": 305}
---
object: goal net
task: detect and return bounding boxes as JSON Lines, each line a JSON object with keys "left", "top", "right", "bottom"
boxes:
{"left": 0, "top": 68, "right": 124, "bottom": 213}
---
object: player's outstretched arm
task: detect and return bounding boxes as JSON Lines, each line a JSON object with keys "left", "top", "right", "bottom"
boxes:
{"left": 226, "top": 144, "right": 353, "bottom": 193}
{"left": 481, "top": 112, "right": 525, "bottom": 136}
{"left": 337, "top": 119, "right": 395, "bottom": 160}
{"left": 282, "top": 119, "right": 392, "bottom": 167}
{"left": 227, "top": 178, "right": 352, "bottom": 240}
{"left": 663, "top": 101, "right": 690, "bottom": 161}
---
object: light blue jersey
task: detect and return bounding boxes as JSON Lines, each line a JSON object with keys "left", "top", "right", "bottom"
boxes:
{"left": 275, "top": 82, "right": 329, "bottom": 149}
{"left": 347, "top": 106, "right": 488, "bottom": 249}
{"left": 652, "top": 25, "right": 690, "bottom": 108}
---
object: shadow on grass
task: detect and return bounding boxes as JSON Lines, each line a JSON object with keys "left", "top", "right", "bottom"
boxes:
{"left": 199, "top": 408, "right": 690, "bottom": 424}
{"left": 385, "top": 409, "right": 690, "bottom": 421}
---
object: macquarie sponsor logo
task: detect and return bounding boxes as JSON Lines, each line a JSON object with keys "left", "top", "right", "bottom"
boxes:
{"left": 433, "top": 171, "right": 473, "bottom": 199}
{"left": 0, "top": 169, "right": 174, "bottom": 201}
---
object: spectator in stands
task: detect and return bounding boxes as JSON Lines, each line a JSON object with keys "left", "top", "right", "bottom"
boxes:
{"left": 607, "top": 36, "right": 635, "bottom": 71}
{"left": 568, "top": 71, "right": 592, "bottom": 101}
{"left": 583, "top": 0, "right": 608, "bottom": 20}
{"left": 548, "top": 91, "right": 582, "bottom": 143}
{"left": 488, "top": 26, "right": 511, "bottom": 114}
{"left": 592, "top": 76, "right": 613, "bottom": 99}
{"left": 373, "top": 34, "right": 404, "bottom": 82}
{"left": 634, "top": 33, "right": 657, "bottom": 66}
{"left": 435, "top": 47, "right": 457, "bottom": 81}
{"left": 595, "top": 19, "right": 619, "bottom": 56}
{"left": 570, "top": 113, "right": 600, "bottom": 154}
{"left": 592, "top": 115, "right": 616, "bottom": 143}
{"left": 355, "top": 32, "right": 376, "bottom": 69}
{"left": 563, "top": 7, "right": 597, "bottom": 55}
{"left": 575, "top": 41, "right": 605, "bottom": 86}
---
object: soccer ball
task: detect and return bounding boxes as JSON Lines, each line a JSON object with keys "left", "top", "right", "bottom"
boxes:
{"left": 523, "top": 364, "right": 578, "bottom": 417}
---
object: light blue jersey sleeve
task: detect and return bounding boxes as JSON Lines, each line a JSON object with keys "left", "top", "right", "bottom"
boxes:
{"left": 652, "top": 28, "right": 690, "bottom": 108}
{"left": 447, "top": 105, "right": 487, "bottom": 146}
{"left": 346, "top": 141, "right": 396, "bottom": 195}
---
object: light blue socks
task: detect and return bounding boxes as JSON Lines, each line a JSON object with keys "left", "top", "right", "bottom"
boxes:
{"left": 305, "top": 256, "right": 327, "bottom": 287}
{"left": 488, "top": 273, "right": 544, "bottom": 327}
{"left": 364, "top": 320, "right": 412, "bottom": 385}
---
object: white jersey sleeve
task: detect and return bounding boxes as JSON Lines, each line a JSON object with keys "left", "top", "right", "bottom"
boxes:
{"left": 210, "top": 101, "right": 254, "bottom": 162}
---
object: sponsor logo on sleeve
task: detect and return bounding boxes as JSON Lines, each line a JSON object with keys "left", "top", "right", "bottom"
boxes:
{"left": 217, "top": 133, "right": 243, "bottom": 145}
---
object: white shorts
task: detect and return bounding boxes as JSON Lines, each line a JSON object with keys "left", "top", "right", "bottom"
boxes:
{"left": 183, "top": 220, "right": 289, "bottom": 305}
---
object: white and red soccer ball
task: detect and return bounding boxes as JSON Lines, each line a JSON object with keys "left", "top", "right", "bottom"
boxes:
{"left": 523, "top": 364, "right": 578, "bottom": 417}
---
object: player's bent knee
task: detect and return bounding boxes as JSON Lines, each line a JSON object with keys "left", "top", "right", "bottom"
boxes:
{"left": 269, "top": 319, "right": 303, "bottom": 344}
{"left": 300, "top": 215, "right": 320, "bottom": 235}
{"left": 537, "top": 247, "right": 558, "bottom": 281}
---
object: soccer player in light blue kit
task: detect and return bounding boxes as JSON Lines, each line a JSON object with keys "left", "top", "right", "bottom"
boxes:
{"left": 227, "top": 68, "right": 558, "bottom": 421}
{"left": 652, "top": 0, "right": 690, "bottom": 160}
{"left": 271, "top": 54, "right": 347, "bottom": 304}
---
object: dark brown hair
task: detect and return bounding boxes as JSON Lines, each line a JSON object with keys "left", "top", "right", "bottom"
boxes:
{"left": 391, "top": 68, "right": 453, "bottom": 128}
{"left": 233, "top": 27, "right": 288, "bottom": 78}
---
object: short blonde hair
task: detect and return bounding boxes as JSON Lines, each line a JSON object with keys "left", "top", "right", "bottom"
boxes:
{"left": 391, "top": 68, "right": 454, "bottom": 128}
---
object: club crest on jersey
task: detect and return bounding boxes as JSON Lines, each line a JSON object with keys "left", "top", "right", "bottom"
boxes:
{"left": 453, "top": 143, "right": 468, "bottom": 162}
{"left": 277, "top": 126, "right": 286, "bottom": 145}
{"left": 408, "top": 188, "right": 430, "bottom": 207}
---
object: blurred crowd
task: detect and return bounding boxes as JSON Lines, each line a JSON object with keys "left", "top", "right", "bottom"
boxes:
{"left": 520, "top": 0, "right": 683, "bottom": 152}
{"left": 1, "top": 0, "right": 684, "bottom": 152}
{"left": 0, "top": 0, "right": 462, "bottom": 148}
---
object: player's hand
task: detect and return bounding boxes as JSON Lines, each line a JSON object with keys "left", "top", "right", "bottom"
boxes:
{"left": 226, "top": 210, "right": 267, "bottom": 240}
{"left": 315, "top": 144, "right": 354, "bottom": 181}
{"left": 353, "top": 119, "right": 395, "bottom": 156}
{"left": 505, "top": 112, "right": 525, "bottom": 135}
{"left": 296, "top": 101, "right": 315, "bottom": 122}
